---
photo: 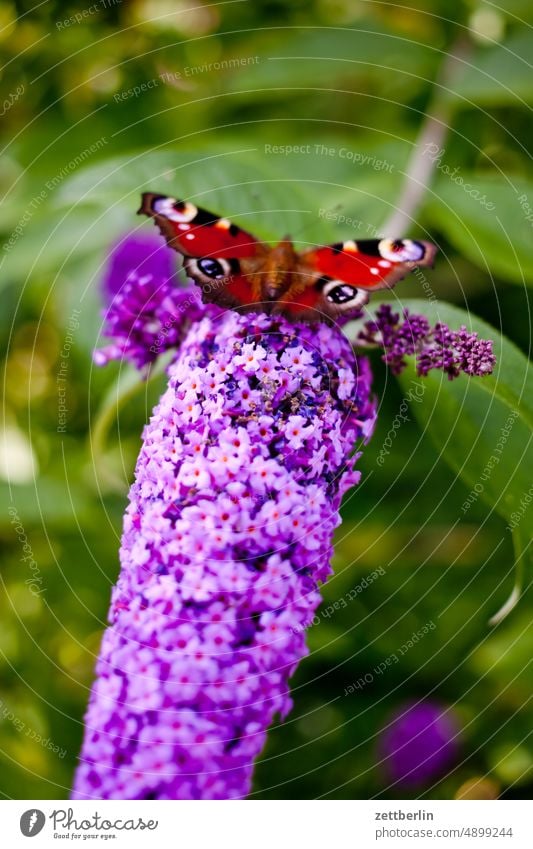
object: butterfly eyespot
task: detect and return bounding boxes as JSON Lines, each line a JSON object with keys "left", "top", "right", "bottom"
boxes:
{"left": 378, "top": 238, "right": 425, "bottom": 263}
{"left": 185, "top": 256, "right": 234, "bottom": 284}
{"left": 321, "top": 278, "right": 369, "bottom": 310}
{"left": 152, "top": 197, "right": 198, "bottom": 223}
{"left": 327, "top": 284, "right": 356, "bottom": 304}
{"left": 198, "top": 258, "right": 228, "bottom": 278}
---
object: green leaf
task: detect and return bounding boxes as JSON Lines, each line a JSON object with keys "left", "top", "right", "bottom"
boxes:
{"left": 425, "top": 174, "right": 533, "bottom": 284}
{"left": 56, "top": 142, "right": 413, "bottom": 247}
{"left": 488, "top": 525, "right": 529, "bottom": 626}
{"left": 496, "top": 0, "right": 533, "bottom": 21}
{"left": 392, "top": 300, "right": 533, "bottom": 534}
{"left": 1, "top": 141, "right": 410, "bottom": 291}
{"left": 54, "top": 149, "right": 319, "bottom": 242}
{"left": 0, "top": 149, "right": 324, "bottom": 289}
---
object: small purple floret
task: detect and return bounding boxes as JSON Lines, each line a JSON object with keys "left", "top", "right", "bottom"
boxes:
{"left": 357, "top": 304, "right": 495, "bottom": 379}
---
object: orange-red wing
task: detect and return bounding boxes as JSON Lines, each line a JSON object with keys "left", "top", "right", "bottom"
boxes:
{"left": 138, "top": 193, "right": 264, "bottom": 259}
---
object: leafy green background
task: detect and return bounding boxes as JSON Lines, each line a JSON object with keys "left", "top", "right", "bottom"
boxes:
{"left": 0, "top": 0, "right": 532, "bottom": 800}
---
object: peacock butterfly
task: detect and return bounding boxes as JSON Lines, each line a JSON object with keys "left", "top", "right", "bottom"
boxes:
{"left": 139, "top": 193, "right": 437, "bottom": 323}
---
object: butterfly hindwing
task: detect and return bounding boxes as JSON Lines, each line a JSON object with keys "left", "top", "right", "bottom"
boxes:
{"left": 268, "top": 269, "right": 370, "bottom": 322}
{"left": 183, "top": 255, "right": 264, "bottom": 311}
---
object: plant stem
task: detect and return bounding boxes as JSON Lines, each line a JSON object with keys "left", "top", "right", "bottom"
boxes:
{"left": 383, "top": 38, "right": 471, "bottom": 235}
{"left": 489, "top": 526, "right": 532, "bottom": 627}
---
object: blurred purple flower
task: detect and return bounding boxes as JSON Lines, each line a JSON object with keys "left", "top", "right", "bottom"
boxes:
{"left": 357, "top": 304, "right": 495, "bottom": 379}
{"left": 102, "top": 233, "right": 175, "bottom": 300}
{"left": 379, "top": 701, "right": 460, "bottom": 787}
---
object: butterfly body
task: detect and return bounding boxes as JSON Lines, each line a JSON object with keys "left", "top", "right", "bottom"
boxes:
{"left": 139, "top": 193, "right": 437, "bottom": 323}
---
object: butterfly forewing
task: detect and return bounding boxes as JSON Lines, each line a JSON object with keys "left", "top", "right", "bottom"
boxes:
{"left": 299, "top": 238, "right": 437, "bottom": 292}
{"left": 139, "top": 193, "right": 264, "bottom": 259}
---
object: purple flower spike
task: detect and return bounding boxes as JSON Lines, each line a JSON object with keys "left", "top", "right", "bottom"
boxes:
{"left": 379, "top": 701, "right": 461, "bottom": 788}
{"left": 95, "top": 234, "right": 209, "bottom": 370}
{"left": 357, "top": 304, "right": 495, "bottom": 379}
{"left": 74, "top": 307, "right": 376, "bottom": 800}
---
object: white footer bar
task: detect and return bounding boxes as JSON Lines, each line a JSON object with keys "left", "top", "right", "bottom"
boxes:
{"left": 4, "top": 799, "right": 532, "bottom": 848}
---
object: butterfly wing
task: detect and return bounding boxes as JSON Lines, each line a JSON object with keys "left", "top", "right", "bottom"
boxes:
{"left": 267, "top": 267, "right": 368, "bottom": 322}
{"left": 300, "top": 238, "right": 437, "bottom": 292}
{"left": 288, "top": 237, "right": 438, "bottom": 321}
{"left": 139, "top": 193, "right": 263, "bottom": 259}
{"left": 138, "top": 193, "right": 266, "bottom": 309}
